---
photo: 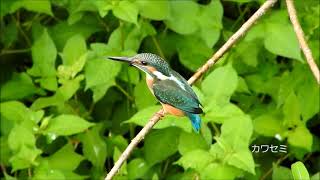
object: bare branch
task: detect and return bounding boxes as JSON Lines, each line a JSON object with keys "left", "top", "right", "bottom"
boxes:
{"left": 105, "top": 0, "right": 278, "bottom": 179}
{"left": 285, "top": 0, "right": 320, "bottom": 84}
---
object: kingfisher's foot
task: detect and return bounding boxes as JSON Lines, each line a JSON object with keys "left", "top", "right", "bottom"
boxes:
{"left": 155, "top": 110, "right": 165, "bottom": 118}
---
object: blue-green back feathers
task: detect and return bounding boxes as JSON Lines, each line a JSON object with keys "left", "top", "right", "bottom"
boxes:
{"left": 152, "top": 79, "right": 202, "bottom": 114}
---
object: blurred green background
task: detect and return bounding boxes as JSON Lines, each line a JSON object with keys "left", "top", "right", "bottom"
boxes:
{"left": 0, "top": 0, "right": 319, "bottom": 179}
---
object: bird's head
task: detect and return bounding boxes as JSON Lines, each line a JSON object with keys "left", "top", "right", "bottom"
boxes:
{"left": 107, "top": 53, "right": 171, "bottom": 78}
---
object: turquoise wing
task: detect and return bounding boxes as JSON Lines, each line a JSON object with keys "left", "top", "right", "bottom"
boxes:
{"left": 171, "top": 70, "right": 201, "bottom": 105}
{"left": 152, "top": 79, "right": 203, "bottom": 114}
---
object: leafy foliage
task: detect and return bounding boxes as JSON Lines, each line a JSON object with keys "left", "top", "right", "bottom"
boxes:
{"left": 0, "top": 0, "right": 319, "bottom": 179}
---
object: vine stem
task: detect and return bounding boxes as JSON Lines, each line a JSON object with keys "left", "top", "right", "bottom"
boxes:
{"left": 105, "top": 0, "right": 278, "bottom": 179}
{"left": 0, "top": 49, "right": 30, "bottom": 56}
{"left": 260, "top": 153, "right": 291, "bottom": 180}
{"left": 285, "top": 0, "right": 320, "bottom": 84}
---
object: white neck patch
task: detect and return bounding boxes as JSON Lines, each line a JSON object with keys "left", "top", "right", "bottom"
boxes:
{"left": 152, "top": 71, "right": 186, "bottom": 91}
{"left": 153, "top": 71, "right": 169, "bottom": 80}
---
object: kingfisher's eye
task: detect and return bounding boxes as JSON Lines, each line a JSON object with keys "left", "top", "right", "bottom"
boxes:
{"left": 141, "top": 61, "right": 148, "bottom": 65}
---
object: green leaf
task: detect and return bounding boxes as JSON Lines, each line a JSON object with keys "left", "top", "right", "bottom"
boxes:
{"left": 164, "top": 1, "right": 199, "bottom": 34}
{"left": 176, "top": 149, "right": 213, "bottom": 172}
{"left": 178, "top": 131, "right": 209, "bottom": 155}
{"left": 99, "top": 21, "right": 155, "bottom": 54}
{"left": 10, "top": 145, "right": 42, "bottom": 171}
{"left": 49, "top": 19, "right": 101, "bottom": 50}
{"left": 66, "top": 1, "right": 97, "bottom": 24}
{"left": 33, "top": 160, "right": 65, "bottom": 180}
{"left": 125, "top": 106, "right": 192, "bottom": 132}
{"left": 210, "top": 116, "right": 255, "bottom": 174}
{"left": 253, "top": 114, "right": 283, "bottom": 137}
{"left": 291, "top": 161, "right": 310, "bottom": 180}
{"left": 85, "top": 58, "right": 121, "bottom": 89}
{"left": 8, "top": 124, "right": 36, "bottom": 152}
{"left": 124, "top": 21, "right": 156, "bottom": 52}
{"left": 265, "top": 22, "right": 302, "bottom": 61}
{"left": 201, "top": 163, "right": 242, "bottom": 180}
{"left": 112, "top": 1, "right": 138, "bottom": 24}
{"left": 44, "top": 114, "right": 95, "bottom": 136}
{"left": 78, "top": 124, "right": 107, "bottom": 169}
{"left": 220, "top": 116, "right": 253, "bottom": 150}
{"left": 1, "top": 101, "right": 32, "bottom": 123}
{"left": 128, "top": 158, "right": 150, "bottom": 180}
{"left": 136, "top": 0, "right": 169, "bottom": 20}
{"left": 62, "top": 34, "right": 87, "bottom": 66}
{"left": 0, "top": 101, "right": 43, "bottom": 136}
{"left": 134, "top": 79, "right": 157, "bottom": 110}
{"left": 226, "top": 150, "right": 255, "bottom": 174}
{"left": 283, "top": 92, "right": 301, "bottom": 127}
{"left": 202, "top": 63, "right": 238, "bottom": 105}
{"left": 29, "top": 28, "right": 56, "bottom": 77}
{"left": 58, "top": 53, "right": 87, "bottom": 80}
{"left": 235, "top": 41, "right": 260, "bottom": 67}
{"left": 245, "top": 10, "right": 302, "bottom": 61}
{"left": 94, "top": 1, "right": 112, "bottom": 17}
{"left": 0, "top": 137, "right": 12, "bottom": 165}
{"left": 144, "top": 127, "right": 180, "bottom": 165}
{"left": 35, "top": 153, "right": 87, "bottom": 180}
{"left": 31, "top": 76, "right": 83, "bottom": 110}
{"left": 296, "top": 73, "right": 320, "bottom": 121}
{"left": 246, "top": 74, "right": 280, "bottom": 99}
{"left": 10, "top": 0, "right": 53, "bottom": 16}
{"left": 177, "top": 35, "right": 213, "bottom": 71}
{"left": 204, "top": 102, "right": 244, "bottom": 124}
{"left": 311, "top": 173, "right": 320, "bottom": 180}
{"left": 91, "top": 82, "right": 115, "bottom": 103}
{"left": 28, "top": 28, "right": 57, "bottom": 91}
{"left": 47, "top": 143, "right": 84, "bottom": 171}
{"left": 197, "top": 0, "right": 223, "bottom": 47}
{"left": 236, "top": 77, "right": 250, "bottom": 93}
{"left": 223, "top": 0, "right": 255, "bottom": 2}
{"left": 39, "top": 77, "right": 57, "bottom": 91}
{"left": 273, "top": 164, "right": 294, "bottom": 180}
{"left": 244, "top": 21, "right": 266, "bottom": 42}
{"left": 1, "top": 21, "right": 17, "bottom": 48}
{"left": 288, "top": 126, "right": 313, "bottom": 151}
{"left": 8, "top": 124, "right": 42, "bottom": 171}
{"left": 85, "top": 57, "right": 121, "bottom": 102}
{"left": 118, "top": 66, "right": 140, "bottom": 85}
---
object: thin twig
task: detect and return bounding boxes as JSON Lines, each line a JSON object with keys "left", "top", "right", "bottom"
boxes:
{"left": 260, "top": 153, "right": 291, "bottom": 180}
{"left": 285, "top": 0, "right": 320, "bottom": 84}
{"left": 115, "top": 83, "right": 135, "bottom": 102}
{"left": 151, "top": 36, "right": 165, "bottom": 59}
{"left": 105, "top": 0, "right": 278, "bottom": 179}
{"left": 0, "top": 48, "right": 30, "bottom": 56}
{"left": 188, "top": 0, "right": 277, "bottom": 85}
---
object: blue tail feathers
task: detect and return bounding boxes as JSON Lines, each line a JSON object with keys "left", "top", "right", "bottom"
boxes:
{"left": 186, "top": 113, "right": 201, "bottom": 133}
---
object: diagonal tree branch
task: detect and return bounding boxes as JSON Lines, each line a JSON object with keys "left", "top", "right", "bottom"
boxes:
{"left": 285, "top": 0, "right": 320, "bottom": 84}
{"left": 105, "top": 0, "right": 278, "bottom": 179}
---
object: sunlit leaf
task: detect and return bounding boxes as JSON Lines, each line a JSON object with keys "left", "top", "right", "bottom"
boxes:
{"left": 112, "top": 1, "right": 138, "bottom": 25}
{"left": 176, "top": 149, "right": 213, "bottom": 172}
{"left": 136, "top": 0, "right": 169, "bottom": 20}
{"left": 291, "top": 161, "right": 310, "bottom": 180}
{"left": 202, "top": 63, "right": 238, "bottom": 105}
{"left": 144, "top": 127, "right": 180, "bottom": 165}
{"left": 62, "top": 34, "right": 87, "bottom": 66}
{"left": 165, "top": 1, "right": 199, "bottom": 34}
{"left": 44, "top": 115, "right": 95, "bottom": 136}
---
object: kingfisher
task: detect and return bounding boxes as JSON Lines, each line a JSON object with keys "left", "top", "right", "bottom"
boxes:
{"left": 107, "top": 53, "right": 203, "bottom": 132}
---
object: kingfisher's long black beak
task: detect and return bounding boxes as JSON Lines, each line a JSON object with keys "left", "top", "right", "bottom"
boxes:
{"left": 107, "top": 56, "right": 132, "bottom": 63}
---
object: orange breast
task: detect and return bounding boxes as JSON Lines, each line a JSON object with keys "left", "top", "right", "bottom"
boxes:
{"left": 146, "top": 75, "right": 154, "bottom": 94}
{"left": 162, "top": 103, "right": 185, "bottom": 117}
